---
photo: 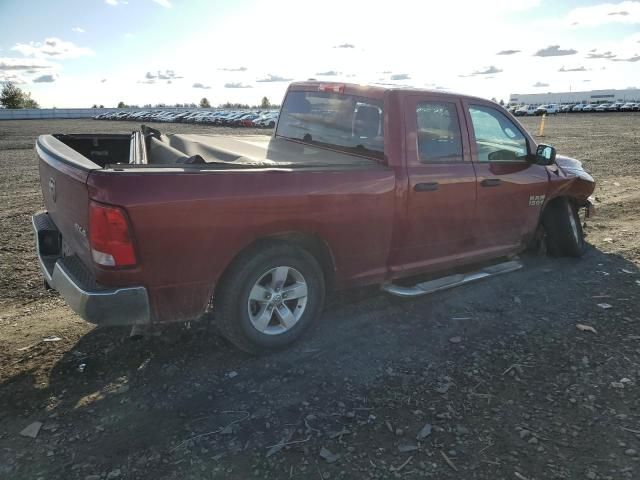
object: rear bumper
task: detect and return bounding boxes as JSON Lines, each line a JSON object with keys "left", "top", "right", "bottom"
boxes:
{"left": 32, "top": 212, "right": 150, "bottom": 326}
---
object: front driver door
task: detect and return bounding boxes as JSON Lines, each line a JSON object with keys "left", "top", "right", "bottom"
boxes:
{"left": 463, "top": 102, "right": 550, "bottom": 252}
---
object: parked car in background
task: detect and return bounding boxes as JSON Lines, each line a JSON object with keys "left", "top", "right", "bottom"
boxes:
{"left": 535, "top": 104, "right": 559, "bottom": 115}
{"left": 515, "top": 105, "right": 536, "bottom": 116}
{"left": 92, "top": 108, "right": 281, "bottom": 128}
{"left": 608, "top": 102, "right": 625, "bottom": 112}
{"left": 239, "top": 113, "right": 261, "bottom": 127}
{"left": 581, "top": 104, "right": 595, "bottom": 112}
{"left": 560, "top": 104, "right": 574, "bottom": 113}
{"left": 594, "top": 104, "right": 610, "bottom": 112}
{"left": 571, "top": 104, "right": 586, "bottom": 112}
{"left": 620, "top": 102, "right": 638, "bottom": 111}
{"left": 253, "top": 112, "right": 279, "bottom": 128}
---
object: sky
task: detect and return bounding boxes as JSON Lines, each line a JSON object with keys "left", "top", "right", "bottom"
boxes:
{"left": 0, "top": 0, "right": 639, "bottom": 108}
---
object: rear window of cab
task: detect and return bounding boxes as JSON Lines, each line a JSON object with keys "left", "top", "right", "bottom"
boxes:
{"left": 276, "top": 90, "right": 384, "bottom": 160}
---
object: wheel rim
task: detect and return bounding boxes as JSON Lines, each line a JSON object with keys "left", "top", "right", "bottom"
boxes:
{"left": 247, "top": 266, "right": 308, "bottom": 335}
{"left": 567, "top": 202, "right": 581, "bottom": 245}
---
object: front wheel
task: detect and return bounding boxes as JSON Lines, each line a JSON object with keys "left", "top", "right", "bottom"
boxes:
{"left": 215, "top": 243, "right": 325, "bottom": 354}
{"left": 543, "top": 198, "right": 586, "bottom": 257}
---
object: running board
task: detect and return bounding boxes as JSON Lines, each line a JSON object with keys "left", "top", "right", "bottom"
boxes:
{"left": 381, "top": 259, "right": 523, "bottom": 298}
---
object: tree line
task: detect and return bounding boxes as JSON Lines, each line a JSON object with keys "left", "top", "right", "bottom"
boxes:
{"left": 0, "top": 82, "right": 39, "bottom": 109}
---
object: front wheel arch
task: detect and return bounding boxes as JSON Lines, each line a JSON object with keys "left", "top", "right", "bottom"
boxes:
{"left": 540, "top": 196, "right": 586, "bottom": 257}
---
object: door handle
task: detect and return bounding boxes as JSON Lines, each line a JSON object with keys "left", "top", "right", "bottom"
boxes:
{"left": 414, "top": 182, "right": 439, "bottom": 192}
{"left": 481, "top": 178, "right": 502, "bottom": 187}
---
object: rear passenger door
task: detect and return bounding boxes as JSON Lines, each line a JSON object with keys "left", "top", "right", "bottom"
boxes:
{"left": 390, "top": 95, "right": 477, "bottom": 276}
{"left": 463, "top": 102, "right": 550, "bottom": 251}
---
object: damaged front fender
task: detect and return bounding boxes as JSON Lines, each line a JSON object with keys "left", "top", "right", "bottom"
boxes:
{"left": 547, "top": 155, "right": 596, "bottom": 208}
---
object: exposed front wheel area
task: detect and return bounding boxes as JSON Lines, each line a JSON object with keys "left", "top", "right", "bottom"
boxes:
{"left": 215, "top": 243, "right": 325, "bottom": 354}
{"left": 543, "top": 197, "right": 586, "bottom": 257}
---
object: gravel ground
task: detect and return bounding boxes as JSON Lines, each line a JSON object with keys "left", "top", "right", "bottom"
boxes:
{"left": 0, "top": 114, "right": 639, "bottom": 480}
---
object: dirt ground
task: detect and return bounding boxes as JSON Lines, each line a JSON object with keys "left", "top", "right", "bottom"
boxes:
{"left": 0, "top": 114, "right": 639, "bottom": 480}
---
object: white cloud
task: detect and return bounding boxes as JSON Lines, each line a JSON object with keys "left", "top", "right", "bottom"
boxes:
{"left": 566, "top": 1, "right": 640, "bottom": 27}
{"left": 145, "top": 69, "right": 182, "bottom": 80}
{"left": 534, "top": 45, "right": 578, "bottom": 57}
{"left": 12, "top": 38, "right": 94, "bottom": 59}
{"left": 105, "top": 0, "right": 128, "bottom": 5}
{"left": 0, "top": 57, "right": 54, "bottom": 71}
{"left": 152, "top": 0, "right": 172, "bottom": 7}
{"left": 72, "top": 27, "right": 85, "bottom": 33}
{"left": 256, "top": 74, "right": 293, "bottom": 82}
{"left": 224, "top": 82, "right": 252, "bottom": 88}
{"left": 219, "top": 66, "right": 247, "bottom": 72}
{"left": 0, "top": 72, "right": 27, "bottom": 84}
{"left": 559, "top": 65, "right": 588, "bottom": 72}
{"left": 33, "top": 74, "right": 58, "bottom": 83}
{"left": 0, "top": 57, "right": 58, "bottom": 85}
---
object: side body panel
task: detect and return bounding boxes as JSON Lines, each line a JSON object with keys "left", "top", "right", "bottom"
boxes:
{"left": 87, "top": 167, "right": 396, "bottom": 323}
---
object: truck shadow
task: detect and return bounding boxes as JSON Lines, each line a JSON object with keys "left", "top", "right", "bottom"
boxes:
{"left": 2, "top": 246, "right": 639, "bottom": 471}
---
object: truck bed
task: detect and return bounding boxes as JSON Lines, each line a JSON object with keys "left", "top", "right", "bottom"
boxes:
{"left": 45, "top": 126, "right": 382, "bottom": 171}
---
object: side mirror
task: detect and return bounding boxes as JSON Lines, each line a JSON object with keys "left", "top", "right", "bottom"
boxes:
{"left": 535, "top": 144, "right": 556, "bottom": 165}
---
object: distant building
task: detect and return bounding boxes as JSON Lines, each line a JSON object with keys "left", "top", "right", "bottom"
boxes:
{"left": 509, "top": 88, "right": 640, "bottom": 106}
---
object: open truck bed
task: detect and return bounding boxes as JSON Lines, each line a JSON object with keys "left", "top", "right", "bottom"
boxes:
{"left": 43, "top": 125, "right": 381, "bottom": 172}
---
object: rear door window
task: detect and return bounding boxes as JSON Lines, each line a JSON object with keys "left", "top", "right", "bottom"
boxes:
{"left": 416, "top": 102, "right": 463, "bottom": 162}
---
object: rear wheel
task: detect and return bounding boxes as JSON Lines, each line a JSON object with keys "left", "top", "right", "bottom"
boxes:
{"left": 215, "top": 243, "right": 325, "bottom": 354}
{"left": 543, "top": 198, "right": 586, "bottom": 257}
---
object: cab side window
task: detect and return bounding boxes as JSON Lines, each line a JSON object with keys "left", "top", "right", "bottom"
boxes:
{"left": 468, "top": 105, "right": 528, "bottom": 162}
{"left": 416, "top": 102, "right": 463, "bottom": 162}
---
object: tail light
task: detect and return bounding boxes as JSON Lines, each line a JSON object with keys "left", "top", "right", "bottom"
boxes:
{"left": 89, "top": 201, "right": 137, "bottom": 267}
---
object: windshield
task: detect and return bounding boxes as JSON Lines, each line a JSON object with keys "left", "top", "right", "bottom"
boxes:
{"left": 276, "top": 90, "right": 384, "bottom": 160}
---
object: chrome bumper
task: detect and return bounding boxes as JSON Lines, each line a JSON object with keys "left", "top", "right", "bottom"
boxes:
{"left": 32, "top": 212, "right": 150, "bottom": 326}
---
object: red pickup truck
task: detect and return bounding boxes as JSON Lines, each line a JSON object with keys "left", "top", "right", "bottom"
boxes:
{"left": 33, "top": 81, "right": 595, "bottom": 353}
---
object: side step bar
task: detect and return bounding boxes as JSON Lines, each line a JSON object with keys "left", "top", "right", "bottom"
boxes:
{"left": 381, "top": 259, "right": 523, "bottom": 298}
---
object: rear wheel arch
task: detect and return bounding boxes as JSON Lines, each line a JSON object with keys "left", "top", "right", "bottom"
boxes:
{"left": 215, "top": 232, "right": 336, "bottom": 298}
{"left": 212, "top": 234, "right": 332, "bottom": 353}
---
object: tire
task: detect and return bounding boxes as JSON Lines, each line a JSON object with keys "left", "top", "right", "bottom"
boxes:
{"left": 215, "top": 242, "right": 325, "bottom": 354}
{"left": 268, "top": 121, "right": 275, "bottom": 129}
{"left": 543, "top": 198, "right": 586, "bottom": 257}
